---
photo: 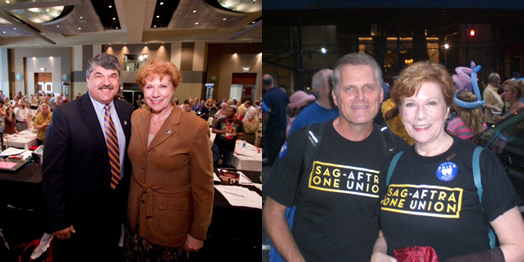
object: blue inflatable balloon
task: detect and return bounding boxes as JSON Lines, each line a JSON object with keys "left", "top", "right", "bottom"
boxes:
{"left": 453, "top": 62, "right": 485, "bottom": 109}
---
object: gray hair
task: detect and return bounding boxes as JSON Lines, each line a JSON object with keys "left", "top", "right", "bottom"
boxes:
{"left": 332, "top": 53, "right": 383, "bottom": 95}
{"left": 311, "top": 69, "right": 333, "bottom": 97}
{"left": 487, "top": 72, "right": 500, "bottom": 84}
{"left": 86, "top": 53, "right": 121, "bottom": 79}
{"left": 262, "top": 74, "right": 274, "bottom": 87}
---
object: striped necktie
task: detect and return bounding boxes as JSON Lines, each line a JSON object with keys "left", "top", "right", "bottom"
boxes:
{"left": 104, "top": 104, "right": 120, "bottom": 190}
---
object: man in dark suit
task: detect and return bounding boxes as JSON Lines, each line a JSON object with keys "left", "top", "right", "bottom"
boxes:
{"left": 42, "top": 53, "right": 133, "bottom": 261}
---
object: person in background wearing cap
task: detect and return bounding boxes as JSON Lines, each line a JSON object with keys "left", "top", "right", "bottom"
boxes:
{"left": 510, "top": 71, "right": 521, "bottom": 81}
{"left": 288, "top": 69, "right": 339, "bottom": 136}
{"left": 286, "top": 90, "right": 316, "bottom": 137}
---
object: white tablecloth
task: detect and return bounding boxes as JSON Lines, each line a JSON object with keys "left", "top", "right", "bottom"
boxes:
{"left": 3, "top": 129, "right": 37, "bottom": 149}
{"left": 232, "top": 140, "right": 262, "bottom": 172}
{"left": 210, "top": 130, "right": 262, "bottom": 172}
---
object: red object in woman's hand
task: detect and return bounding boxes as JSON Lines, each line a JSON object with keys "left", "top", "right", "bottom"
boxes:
{"left": 394, "top": 246, "right": 439, "bottom": 262}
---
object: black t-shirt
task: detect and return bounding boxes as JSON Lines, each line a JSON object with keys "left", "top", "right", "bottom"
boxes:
{"left": 379, "top": 136, "right": 521, "bottom": 259}
{"left": 264, "top": 120, "right": 409, "bottom": 262}
{"left": 213, "top": 117, "right": 245, "bottom": 151}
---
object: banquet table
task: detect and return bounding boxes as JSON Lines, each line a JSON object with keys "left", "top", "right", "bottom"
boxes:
{"left": 232, "top": 140, "right": 262, "bottom": 172}
{"left": 0, "top": 164, "right": 262, "bottom": 261}
{"left": 196, "top": 169, "right": 261, "bottom": 261}
{"left": 3, "top": 129, "right": 37, "bottom": 150}
{"left": 210, "top": 131, "right": 262, "bottom": 172}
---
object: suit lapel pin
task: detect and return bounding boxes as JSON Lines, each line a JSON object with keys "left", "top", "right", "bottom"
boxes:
{"left": 124, "top": 120, "right": 128, "bottom": 126}
{"left": 166, "top": 129, "right": 171, "bottom": 134}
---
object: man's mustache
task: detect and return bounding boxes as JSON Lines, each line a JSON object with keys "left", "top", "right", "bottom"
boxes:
{"left": 98, "top": 85, "right": 115, "bottom": 90}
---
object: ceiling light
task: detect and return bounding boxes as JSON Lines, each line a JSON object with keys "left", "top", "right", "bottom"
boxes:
{"left": 218, "top": 0, "right": 262, "bottom": 13}
{"left": 78, "top": 27, "right": 81, "bottom": 30}
{"left": 56, "top": 25, "right": 60, "bottom": 28}
{"left": 79, "top": 16, "right": 83, "bottom": 19}
{"left": 5, "top": 0, "right": 9, "bottom": 3}
{"left": 321, "top": 48, "right": 327, "bottom": 54}
{"left": 160, "top": 2, "right": 164, "bottom": 5}
{"left": 2, "top": 31, "right": 5, "bottom": 34}
{"left": 108, "top": 5, "right": 112, "bottom": 8}
{"left": 195, "top": 22, "right": 199, "bottom": 25}
{"left": 46, "top": 9, "right": 49, "bottom": 12}
{"left": 223, "top": 18, "right": 227, "bottom": 21}
{"left": 192, "top": 10, "right": 197, "bottom": 13}
{"left": 13, "top": 28, "right": 16, "bottom": 30}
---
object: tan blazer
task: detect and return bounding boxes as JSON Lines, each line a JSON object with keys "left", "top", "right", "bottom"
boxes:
{"left": 127, "top": 106, "right": 214, "bottom": 247}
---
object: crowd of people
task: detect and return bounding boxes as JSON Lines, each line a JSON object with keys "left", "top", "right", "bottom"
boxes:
{"left": 262, "top": 53, "right": 524, "bottom": 261}
{"left": 0, "top": 90, "right": 74, "bottom": 145}
{"left": 0, "top": 53, "right": 265, "bottom": 261}
{"left": 3, "top": 50, "right": 523, "bottom": 261}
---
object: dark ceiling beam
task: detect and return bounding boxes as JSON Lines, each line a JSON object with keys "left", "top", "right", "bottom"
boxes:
{"left": 0, "top": 11, "right": 56, "bottom": 44}
{"left": 228, "top": 20, "right": 262, "bottom": 40}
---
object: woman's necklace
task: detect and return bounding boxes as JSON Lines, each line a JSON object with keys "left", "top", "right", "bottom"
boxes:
{"left": 151, "top": 115, "right": 167, "bottom": 128}
{"left": 151, "top": 107, "right": 173, "bottom": 128}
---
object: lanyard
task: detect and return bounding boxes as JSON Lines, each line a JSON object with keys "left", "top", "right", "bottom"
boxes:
{"left": 225, "top": 117, "right": 236, "bottom": 129}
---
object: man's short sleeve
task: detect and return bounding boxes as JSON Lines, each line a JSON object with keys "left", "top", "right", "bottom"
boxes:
{"left": 263, "top": 129, "right": 307, "bottom": 206}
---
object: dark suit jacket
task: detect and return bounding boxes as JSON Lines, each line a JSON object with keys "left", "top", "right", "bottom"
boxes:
{"left": 42, "top": 94, "right": 133, "bottom": 233}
